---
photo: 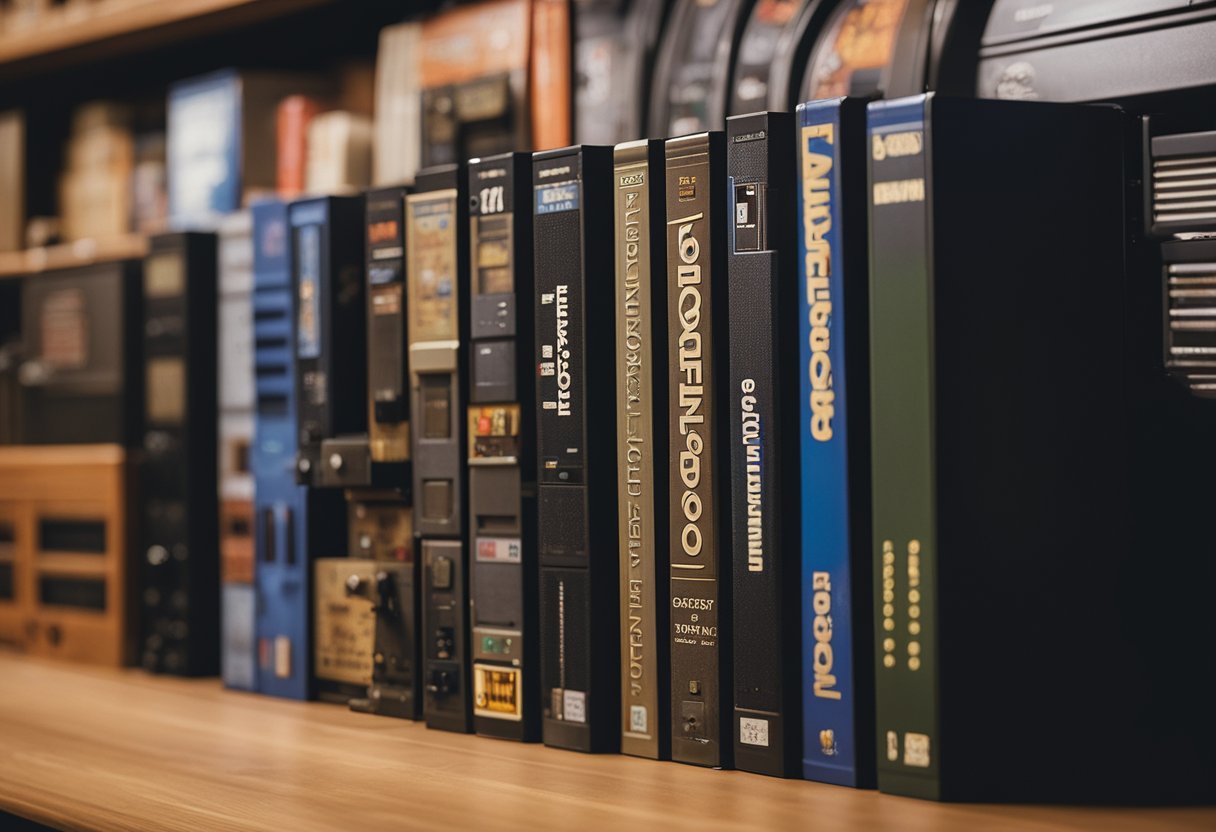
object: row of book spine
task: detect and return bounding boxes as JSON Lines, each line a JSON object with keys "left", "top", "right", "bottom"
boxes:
{"left": 229, "top": 88, "right": 1212, "bottom": 803}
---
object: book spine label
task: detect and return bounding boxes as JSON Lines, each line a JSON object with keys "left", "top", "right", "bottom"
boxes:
{"left": 867, "top": 95, "right": 940, "bottom": 798}
{"left": 614, "top": 142, "right": 663, "bottom": 759}
{"left": 798, "top": 98, "right": 860, "bottom": 786}
{"left": 666, "top": 133, "right": 727, "bottom": 767}
{"left": 726, "top": 112, "right": 793, "bottom": 777}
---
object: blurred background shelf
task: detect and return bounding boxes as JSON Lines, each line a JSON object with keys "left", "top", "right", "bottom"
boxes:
{"left": 0, "top": 233, "right": 146, "bottom": 278}
{"left": 0, "top": 652, "right": 1213, "bottom": 832}
{"left": 0, "top": 0, "right": 330, "bottom": 78}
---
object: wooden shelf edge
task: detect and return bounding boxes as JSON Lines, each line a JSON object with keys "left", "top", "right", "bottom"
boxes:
{"left": 0, "top": 0, "right": 329, "bottom": 77}
{"left": 0, "top": 444, "right": 126, "bottom": 466}
{"left": 0, "top": 233, "right": 147, "bottom": 278}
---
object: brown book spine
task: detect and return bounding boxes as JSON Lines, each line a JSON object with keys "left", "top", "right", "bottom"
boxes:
{"left": 530, "top": 0, "right": 572, "bottom": 151}
{"left": 276, "top": 95, "right": 323, "bottom": 199}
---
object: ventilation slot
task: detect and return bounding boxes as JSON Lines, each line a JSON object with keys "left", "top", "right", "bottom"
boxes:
{"left": 1166, "top": 261, "right": 1216, "bottom": 391}
{"left": 39, "top": 519, "right": 106, "bottom": 553}
{"left": 1153, "top": 154, "right": 1216, "bottom": 228}
{"left": 39, "top": 576, "right": 106, "bottom": 610}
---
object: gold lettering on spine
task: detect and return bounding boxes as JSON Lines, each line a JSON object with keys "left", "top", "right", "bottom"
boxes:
{"left": 617, "top": 160, "right": 652, "bottom": 726}
{"left": 881, "top": 540, "right": 896, "bottom": 669}
{"left": 801, "top": 125, "right": 835, "bottom": 442}
{"left": 811, "top": 570, "right": 841, "bottom": 699}
{"left": 621, "top": 183, "right": 645, "bottom": 697}
{"left": 906, "top": 539, "right": 921, "bottom": 671}
{"left": 670, "top": 211, "right": 706, "bottom": 568}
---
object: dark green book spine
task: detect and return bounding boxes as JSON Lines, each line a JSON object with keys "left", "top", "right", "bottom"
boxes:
{"left": 866, "top": 94, "right": 940, "bottom": 800}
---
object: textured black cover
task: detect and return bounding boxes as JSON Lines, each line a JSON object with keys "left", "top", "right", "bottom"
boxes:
{"left": 533, "top": 145, "right": 620, "bottom": 752}
{"left": 725, "top": 112, "right": 800, "bottom": 776}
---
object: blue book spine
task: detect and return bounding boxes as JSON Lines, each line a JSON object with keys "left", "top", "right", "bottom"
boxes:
{"left": 250, "top": 199, "right": 309, "bottom": 700}
{"left": 798, "top": 98, "right": 861, "bottom": 786}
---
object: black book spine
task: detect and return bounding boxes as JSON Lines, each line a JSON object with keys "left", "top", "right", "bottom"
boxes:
{"left": 408, "top": 165, "right": 473, "bottom": 733}
{"left": 366, "top": 186, "right": 412, "bottom": 472}
{"left": 467, "top": 152, "right": 540, "bottom": 741}
{"left": 140, "top": 232, "right": 218, "bottom": 676}
{"left": 534, "top": 146, "right": 620, "bottom": 753}
{"left": 725, "top": 111, "right": 800, "bottom": 776}
{"left": 292, "top": 195, "right": 368, "bottom": 488}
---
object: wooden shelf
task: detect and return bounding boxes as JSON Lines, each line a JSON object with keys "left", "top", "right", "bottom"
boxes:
{"left": 0, "top": 0, "right": 328, "bottom": 78}
{"left": 0, "top": 653, "right": 1212, "bottom": 831}
{"left": 0, "top": 233, "right": 146, "bottom": 279}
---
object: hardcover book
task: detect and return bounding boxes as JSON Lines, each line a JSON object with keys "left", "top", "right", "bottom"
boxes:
{"left": 795, "top": 96, "right": 874, "bottom": 788}
{"left": 613, "top": 138, "right": 670, "bottom": 760}
{"left": 866, "top": 94, "right": 1215, "bottom": 802}
{"left": 725, "top": 111, "right": 800, "bottom": 777}
{"left": 664, "top": 131, "right": 731, "bottom": 768}
{"left": 533, "top": 145, "right": 619, "bottom": 753}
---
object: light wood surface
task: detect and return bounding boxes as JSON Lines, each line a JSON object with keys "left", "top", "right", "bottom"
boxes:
{"left": 0, "top": 653, "right": 1212, "bottom": 831}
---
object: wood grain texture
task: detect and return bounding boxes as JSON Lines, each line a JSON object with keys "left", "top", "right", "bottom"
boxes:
{"left": 0, "top": 653, "right": 1212, "bottom": 832}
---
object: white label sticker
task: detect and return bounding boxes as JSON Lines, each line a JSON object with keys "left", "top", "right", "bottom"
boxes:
{"left": 630, "top": 705, "right": 648, "bottom": 734}
{"left": 476, "top": 537, "right": 521, "bottom": 563}
{"left": 562, "top": 690, "right": 587, "bottom": 724}
{"left": 904, "top": 732, "right": 931, "bottom": 768}
{"left": 739, "top": 717, "right": 770, "bottom": 747}
{"left": 886, "top": 730, "right": 899, "bottom": 762}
